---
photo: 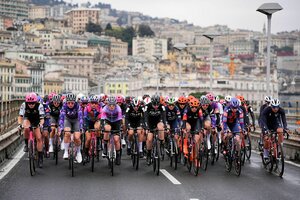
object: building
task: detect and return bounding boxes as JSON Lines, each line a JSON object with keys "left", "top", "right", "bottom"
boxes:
{"left": 0, "top": 60, "right": 15, "bottom": 101}
{"left": 63, "top": 74, "right": 89, "bottom": 95}
{"left": 23, "top": 22, "right": 45, "bottom": 33}
{"left": 258, "top": 35, "right": 296, "bottom": 54}
{"left": 229, "top": 40, "right": 255, "bottom": 56}
{"left": 28, "top": 5, "right": 50, "bottom": 19}
{"left": 110, "top": 37, "right": 128, "bottom": 58}
{"left": 104, "top": 76, "right": 129, "bottom": 96}
{"left": 5, "top": 51, "right": 45, "bottom": 61}
{"left": 132, "top": 36, "right": 168, "bottom": 59}
{"left": 27, "top": 61, "right": 45, "bottom": 96}
{"left": 0, "top": 0, "right": 28, "bottom": 20}
{"left": 53, "top": 33, "right": 88, "bottom": 50}
{"left": 0, "top": 15, "right": 13, "bottom": 30}
{"left": 14, "top": 73, "right": 31, "bottom": 99}
{"left": 0, "top": 30, "right": 12, "bottom": 43}
{"left": 294, "top": 40, "right": 300, "bottom": 56}
{"left": 65, "top": 8, "right": 101, "bottom": 33}
{"left": 44, "top": 78, "right": 63, "bottom": 95}
{"left": 49, "top": 3, "right": 71, "bottom": 19}
{"left": 34, "top": 29, "right": 61, "bottom": 51}
{"left": 187, "top": 43, "right": 226, "bottom": 58}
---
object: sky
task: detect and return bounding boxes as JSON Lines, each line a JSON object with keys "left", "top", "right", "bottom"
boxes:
{"left": 67, "top": 0, "right": 300, "bottom": 33}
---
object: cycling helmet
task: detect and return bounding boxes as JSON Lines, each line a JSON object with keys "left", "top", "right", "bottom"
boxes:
{"left": 264, "top": 96, "right": 272, "bottom": 103}
{"left": 219, "top": 99, "right": 225, "bottom": 104}
{"left": 160, "top": 96, "right": 166, "bottom": 105}
{"left": 271, "top": 98, "right": 280, "bottom": 107}
{"left": 76, "top": 93, "right": 84, "bottom": 102}
{"left": 225, "top": 95, "right": 232, "bottom": 103}
{"left": 187, "top": 95, "right": 195, "bottom": 103}
{"left": 245, "top": 100, "right": 250, "bottom": 106}
{"left": 43, "top": 95, "right": 49, "bottom": 103}
{"left": 25, "top": 92, "right": 38, "bottom": 103}
{"left": 230, "top": 97, "right": 240, "bottom": 108}
{"left": 66, "top": 93, "right": 76, "bottom": 102}
{"left": 81, "top": 96, "right": 89, "bottom": 103}
{"left": 236, "top": 95, "right": 245, "bottom": 103}
{"left": 48, "top": 92, "right": 56, "bottom": 102}
{"left": 144, "top": 97, "right": 151, "bottom": 105}
{"left": 151, "top": 94, "right": 160, "bottom": 105}
{"left": 89, "top": 95, "right": 99, "bottom": 103}
{"left": 143, "top": 94, "right": 150, "bottom": 100}
{"left": 52, "top": 94, "right": 61, "bottom": 103}
{"left": 125, "top": 96, "right": 132, "bottom": 104}
{"left": 214, "top": 95, "right": 219, "bottom": 102}
{"left": 132, "top": 97, "right": 141, "bottom": 107}
{"left": 190, "top": 98, "right": 200, "bottom": 107}
{"left": 200, "top": 95, "right": 210, "bottom": 105}
{"left": 178, "top": 96, "right": 188, "bottom": 104}
{"left": 206, "top": 93, "right": 214, "bottom": 101}
{"left": 107, "top": 96, "right": 116, "bottom": 105}
{"left": 167, "top": 97, "right": 176, "bottom": 105}
{"left": 116, "top": 95, "right": 124, "bottom": 103}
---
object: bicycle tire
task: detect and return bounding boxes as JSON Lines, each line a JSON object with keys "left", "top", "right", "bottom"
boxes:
{"left": 91, "top": 139, "right": 95, "bottom": 172}
{"left": 210, "top": 136, "right": 216, "bottom": 165}
{"left": 135, "top": 139, "right": 139, "bottom": 170}
{"left": 29, "top": 140, "right": 35, "bottom": 176}
{"left": 54, "top": 135, "right": 58, "bottom": 165}
{"left": 201, "top": 142, "right": 209, "bottom": 171}
{"left": 186, "top": 150, "right": 192, "bottom": 172}
{"left": 71, "top": 142, "right": 74, "bottom": 177}
{"left": 192, "top": 146, "right": 200, "bottom": 176}
{"left": 266, "top": 151, "right": 273, "bottom": 173}
{"left": 110, "top": 157, "right": 114, "bottom": 176}
{"left": 234, "top": 149, "right": 242, "bottom": 176}
{"left": 245, "top": 135, "right": 252, "bottom": 160}
{"left": 275, "top": 144, "right": 284, "bottom": 177}
{"left": 216, "top": 133, "right": 220, "bottom": 162}
{"left": 241, "top": 139, "right": 246, "bottom": 166}
{"left": 172, "top": 139, "right": 178, "bottom": 170}
{"left": 155, "top": 140, "right": 161, "bottom": 176}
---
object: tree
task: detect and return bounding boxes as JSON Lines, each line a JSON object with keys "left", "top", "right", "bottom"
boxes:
{"left": 105, "top": 23, "right": 112, "bottom": 31}
{"left": 138, "top": 24, "right": 155, "bottom": 37}
{"left": 86, "top": 22, "right": 102, "bottom": 34}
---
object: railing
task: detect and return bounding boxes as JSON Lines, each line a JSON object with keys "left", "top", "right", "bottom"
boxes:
{"left": 0, "top": 127, "right": 22, "bottom": 164}
{"left": 0, "top": 99, "right": 23, "bottom": 135}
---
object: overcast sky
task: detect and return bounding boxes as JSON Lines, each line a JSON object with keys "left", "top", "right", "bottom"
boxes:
{"left": 68, "top": 0, "right": 299, "bottom": 33}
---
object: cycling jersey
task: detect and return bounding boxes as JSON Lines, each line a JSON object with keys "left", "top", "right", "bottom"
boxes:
{"left": 200, "top": 105, "right": 216, "bottom": 128}
{"left": 144, "top": 103, "right": 166, "bottom": 130}
{"left": 261, "top": 107, "right": 287, "bottom": 132}
{"left": 83, "top": 104, "right": 102, "bottom": 130}
{"left": 42, "top": 103, "right": 51, "bottom": 128}
{"left": 223, "top": 106, "right": 244, "bottom": 133}
{"left": 182, "top": 107, "right": 203, "bottom": 133}
{"left": 19, "top": 102, "right": 45, "bottom": 126}
{"left": 59, "top": 102, "right": 83, "bottom": 131}
{"left": 165, "top": 105, "right": 181, "bottom": 132}
{"left": 101, "top": 105, "right": 123, "bottom": 123}
{"left": 125, "top": 105, "right": 144, "bottom": 128}
{"left": 259, "top": 103, "right": 269, "bottom": 128}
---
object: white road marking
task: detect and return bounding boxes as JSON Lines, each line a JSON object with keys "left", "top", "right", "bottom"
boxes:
{"left": 0, "top": 147, "right": 25, "bottom": 180}
{"left": 160, "top": 169, "right": 181, "bottom": 185}
{"left": 190, "top": 199, "right": 199, "bottom": 200}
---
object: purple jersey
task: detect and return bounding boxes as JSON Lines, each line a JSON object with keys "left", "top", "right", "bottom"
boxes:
{"left": 101, "top": 105, "right": 123, "bottom": 122}
{"left": 59, "top": 102, "right": 83, "bottom": 130}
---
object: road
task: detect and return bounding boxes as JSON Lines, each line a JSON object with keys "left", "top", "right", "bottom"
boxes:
{"left": 0, "top": 148, "right": 300, "bottom": 200}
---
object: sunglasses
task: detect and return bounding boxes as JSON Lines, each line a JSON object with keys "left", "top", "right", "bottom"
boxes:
{"left": 168, "top": 104, "right": 175, "bottom": 106}
{"left": 28, "top": 102, "right": 35, "bottom": 105}
{"left": 179, "top": 103, "right": 186, "bottom": 105}
{"left": 91, "top": 102, "right": 98, "bottom": 104}
{"left": 191, "top": 106, "right": 198, "bottom": 109}
{"left": 202, "top": 104, "right": 209, "bottom": 107}
{"left": 272, "top": 106, "right": 279, "bottom": 109}
{"left": 67, "top": 101, "right": 75, "bottom": 105}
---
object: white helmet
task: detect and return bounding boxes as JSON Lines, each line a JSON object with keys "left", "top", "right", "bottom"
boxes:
{"left": 225, "top": 95, "right": 231, "bottom": 103}
{"left": 271, "top": 98, "right": 280, "bottom": 107}
{"left": 144, "top": 97, "right": 151, "bottom": 105}
{"left": 76, "top": 93, "right": 84, "bottom": 102}
{"left": 264, "top": 96, "right": 272, "bottom": 103}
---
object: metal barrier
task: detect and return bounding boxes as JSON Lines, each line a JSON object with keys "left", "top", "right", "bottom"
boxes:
{"left": 0, "top": 99, "right": 23, "bottom": 135}
{"left": 0, "top": 128, "right": 22, "bottom": 164}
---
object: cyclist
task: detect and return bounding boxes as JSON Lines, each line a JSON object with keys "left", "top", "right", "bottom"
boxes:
{"left": 125, "top": 97, "right": 145, "bottom": 158}
{"left": 18, "top": 92, "right": 45, "bottom": 168}
{"left": 176, "top": 96, "right": 188, "bottom": 120}
{"left": 83, "top": 95, "right": 102, "bottom": 163}
{"left": 258, "top": 96, "right": 272, "bottom": 147}
{"left": 42, "top": 95, "right": 51, "bottom": 158}
{"left": 144, "top": 94, "right": 167, "bottom": 165}
{"left": 245, "top": 100, "right": 255, "bottom": 131}
{"left": 199, "top": 96, "right": 216, "bottom": 150}
{"left": 116, "top": 95, "right": 127, "bottom": 148}
{"left": 101, "top": 96, "right": 123, "bottom": 165}
{"left": 182, "top": 98, "right": 203, "bottom": 156}
{"left": 48, "top": 94, "right": 63, "bottom": 153}
{"left": 59, "top": 93, "right": 83, "bottom": 163}
{"left": 222, "top": 97, "right": 244, "bottom": 154}
{"left": 224, "top": 95, "right": 232, "bottom": 109}
{"left": 260, "top": 98, "right": 287, "bottom": 160}
{"left": 80, "top": 95, "right": 89, "bottom": 112}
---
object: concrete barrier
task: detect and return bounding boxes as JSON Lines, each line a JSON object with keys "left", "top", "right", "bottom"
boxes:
{"left": 0, "top": 128, "right": 22, "bottom": 164}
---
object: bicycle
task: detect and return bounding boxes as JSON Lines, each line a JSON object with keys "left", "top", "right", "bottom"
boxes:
{"left": 240, "top": 127, "right": 252, "bottom": 165}
{"left": 52, "top": 126, "right": 60, "bottom": 165}
{"left": 166, "top": 128, "right": 179, "bottom": 170}
{"left": 148, "top": 128, "right": 162, "bottom": 176}
{"left": 129, "top": 127, "right": 143, "bottom": 170}
{"left": 223, "top": 131, "right": 242, "bottom": 176}
{"left": 66, "top": 131, "right": 76, "bottom": 177}
{"left": 261, "top": 130, "right": 287, "bottom": 177}
{"left": 27, "top": 126, "right": 39, "bottom": 176}
{"left": 209, "top": 128, "right": 219, "bottom": 165}
{"left": 106, "top": 130, "right": 120, "bottom": 176}
{"left": 84, "top": 129, "right": 99, "bottom": 172}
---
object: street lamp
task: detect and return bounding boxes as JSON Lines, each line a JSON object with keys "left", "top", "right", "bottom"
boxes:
{"left": 173, "top": 43, "right": 187, "bottom": 96}
{"left": 203, "top": 33, "right": 220, "bottom": 92}
{"left": 257, "top": 3, "right": 283, "bottom": 94}
{"left": 153, "top": 55, "right": 162, "bottom": 94}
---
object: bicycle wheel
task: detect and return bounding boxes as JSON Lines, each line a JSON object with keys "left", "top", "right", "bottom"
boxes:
{"left": 240, "top": 139, "right": 246, "bottom": 166}
{"left": 70, "top": 142, "right": 74, "bottom": 177}
{"left": 234, "top": 149, "right": 242, "bottom": 176}
{"left": 245, "top": 135, "right": 252, "bottom": 160}
{"left": 54, "top": 135, "right": 58, "bottom": 165}
{"left": 210, "top": 136, "right": 216, "bottom": 165}
{"left": 192, "top": 146, "right": 200, "bottom": 176}
{"left": 91, "top": 139, "right": 95, "bottom": 172}
{"left": 201, "top": 142, "right": 209, "bottom": 171}
{"left": 160, "top": 140, "right": 165, "bottom": 161}
{"left": 216, "top": 133, "right": 220, "bottom": 161}
{"left": 172, "top": 139, "right": 178, "bottom": 170}
{"left": 266, "top": 150, "right": 273, "bottom": 173}
{"left": 110, "top": 157, "right": 114, "bottom": 176}
{"left": 155, "top": 140, "right": 161, "bottom": 176}
{"left": 274, "top": 144, "right": 284, "bottom": 177}
{"left": 131, "top": 141, "right": 136, "bottom": 167}
{"left": 134, "top": 139, "right": 139, "bottom": 170}
{"left": 29, "top": 140, "right": 35, "bottom": 176}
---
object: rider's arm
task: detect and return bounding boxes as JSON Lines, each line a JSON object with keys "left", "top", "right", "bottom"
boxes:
{"left": 261, "top": 107, "right": 271, "bottom": 132}
{"left": 249, "top": 106, "right": 255, "bottom": 126}
{"left": 161, "top": 106, "right": 167, "bottom": 126}
{"left": 18, "top": 102, "right": 26, "bottom": 125}
{"left": 222, "top": 109, "right": 228, "bottom": 132}
{"left": 78, "top": 106, "right": 83, "bottom": 131}
{"left": 143, "top": 106, "right": 149, "bottom": 129}
{"left": 38, "top": 104, "right": 45, "bottom": 126}
{"left": 59, "top": 105, "right": 66, "bottom": 131}
{"left": 238, "top": 108, "right": 244, "bottom": 130}
{"left": 280, "top": 108, "right": 288, "bottom": 130}
{"left": 125, "top": 107, "right": 130, "bottom": 128}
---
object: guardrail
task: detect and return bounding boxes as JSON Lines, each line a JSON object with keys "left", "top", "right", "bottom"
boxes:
{"left": 0, "top": 128, "right": 22, "bottom": 164}
{"left": 0, "top": 99, "right": 23, "bottom": 134}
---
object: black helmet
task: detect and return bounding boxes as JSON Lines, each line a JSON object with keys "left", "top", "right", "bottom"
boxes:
{"left": 151, "top": 94, "right": 160, "bottom": 106}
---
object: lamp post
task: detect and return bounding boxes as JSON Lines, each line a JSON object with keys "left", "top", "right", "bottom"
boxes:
{"left": 173, "top": 43, "right": 187, "bottom": 96}
{"left": 203, "top": 33, "right": 220, "bottom": 92}
{"left": 257, "top": 3, "right": 283, "bottom": 94}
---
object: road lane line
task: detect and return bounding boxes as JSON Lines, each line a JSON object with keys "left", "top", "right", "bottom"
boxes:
{"left": 160, "top": 169, "right": 181, "bottom": 185}
{"left": 0, "top": 147, "right": 25, "bottom": 180}
{"left": 190, "top": 199, "right": 199, "bottom": 200}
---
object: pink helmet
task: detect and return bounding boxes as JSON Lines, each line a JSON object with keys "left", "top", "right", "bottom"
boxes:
{"left": 206, "top": 93, "right": 214, "bottom": 101}
{"left": 48, "top": 92, "right": 56, "bottom": 101}
{"left": 116, "top": 95, "right": 124, "bottom": 103}
{"left": 25, "top": 92, "right": 38, "bottom": 103}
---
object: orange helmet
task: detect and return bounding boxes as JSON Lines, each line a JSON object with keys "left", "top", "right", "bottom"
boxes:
{"left": 236, "top": 95, "right": 245, "bottom": 103}
{"left": 190, "top": 98, "right": 200, "bottom": 107}
{"left": 178, "top": 96, "right": 188, "bottom": 104}
{"left": 187, "top": 95, "right": 195, "bottom": 103}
